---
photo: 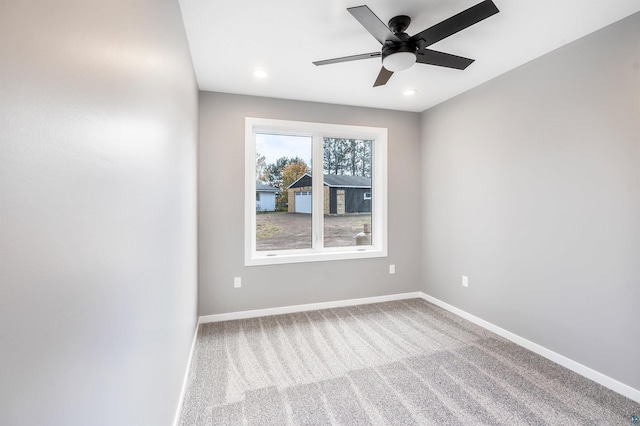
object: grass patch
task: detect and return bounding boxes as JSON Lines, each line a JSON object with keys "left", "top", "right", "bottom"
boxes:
{"left": 256, "top": 223, "right": 281, "bottom": 239}
{"left": 350, "top": 217, "right": 371, "bottom": 231}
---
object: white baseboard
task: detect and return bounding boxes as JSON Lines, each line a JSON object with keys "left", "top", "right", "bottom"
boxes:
{"left": 419, "top": 292, "right": 640, "bottom": 404}
{"left": 199, "top": 292, "right": 423, "bottom": 323}
{"left": 173, "top": 317, "right": 200, "bottom": 426}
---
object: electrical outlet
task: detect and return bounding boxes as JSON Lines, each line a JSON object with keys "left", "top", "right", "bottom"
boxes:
{"left": 389, "top": 264, "right": 395, "bottom": 274}
{"left": 234, "top": 277, "right": 241, "bottom": 288}
{"left": 462, "top": 275, "right": 469, "bottom": 287}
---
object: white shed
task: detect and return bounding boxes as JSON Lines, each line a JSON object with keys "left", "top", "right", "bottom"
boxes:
{"left": 256, "top": 184, "right": 279, "bottom": 211}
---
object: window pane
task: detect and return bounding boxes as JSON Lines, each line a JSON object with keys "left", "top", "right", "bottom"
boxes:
{"left": 323, "top": 138, "right": 373, "bottom": 248}
{"left": 255, "top": 133, "right": 312, "bottom": 251}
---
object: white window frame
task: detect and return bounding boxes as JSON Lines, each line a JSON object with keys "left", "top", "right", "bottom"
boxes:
{"left": 245, "top": 117, "right": 387, "bottom": 266}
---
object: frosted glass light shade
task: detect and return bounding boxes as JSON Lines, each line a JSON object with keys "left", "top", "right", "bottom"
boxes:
{"left": 382, "top": 52, "right": 416, "bottom": 72}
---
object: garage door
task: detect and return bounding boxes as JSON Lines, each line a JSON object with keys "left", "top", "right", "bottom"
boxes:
{"left": 295, "top": 191, "right": 312, "bottom": 214}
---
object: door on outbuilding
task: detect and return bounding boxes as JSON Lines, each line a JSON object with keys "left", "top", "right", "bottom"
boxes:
{"left": 294, "top": 191, "right": 312, "bottom": 214}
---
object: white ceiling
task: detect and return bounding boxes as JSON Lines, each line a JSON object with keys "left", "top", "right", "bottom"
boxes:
{"left": 179, "top": 0, "right": 639, "bottom": 112}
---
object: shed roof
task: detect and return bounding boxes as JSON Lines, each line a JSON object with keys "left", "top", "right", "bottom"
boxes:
{"left": 256, "top": 184, "right": 279, "bottom": 193}
{"left": 287, "top": 173, "right": 371, "bottom": 190}
{"left": 323, "top": 174, "right": 371, "bottom": 188}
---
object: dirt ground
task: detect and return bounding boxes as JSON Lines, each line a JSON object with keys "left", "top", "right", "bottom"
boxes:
{"left": 256, "top": 211, "right": 371, "bottom": 251}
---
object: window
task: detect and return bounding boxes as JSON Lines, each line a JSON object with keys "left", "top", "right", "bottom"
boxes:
{"left": 245, "top": 117, "right": 387, "bottom": 265}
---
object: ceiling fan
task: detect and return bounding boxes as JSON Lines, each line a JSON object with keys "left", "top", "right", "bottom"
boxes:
{"left": 313, "top": 0, "right": 499, "bottom": 87}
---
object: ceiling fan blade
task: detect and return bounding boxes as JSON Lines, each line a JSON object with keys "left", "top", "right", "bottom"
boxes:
{"left": 417, "top": 49, "right": 475, "bottom": 70}
{"left": 373, "top": 67, "right": 393, "bottom": 87}
{"left": 313, "top": 52, "right": 381, "bottom": 66}
{"left": 348, "top": 5, "right": 401, "bottom": 45}
{"left": 410, "top": 0, "right": 499, "bottom": 48}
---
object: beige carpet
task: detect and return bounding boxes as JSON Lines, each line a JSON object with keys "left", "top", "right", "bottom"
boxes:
{"left": 178, "top": 298, "right": 639, "bottom": 425}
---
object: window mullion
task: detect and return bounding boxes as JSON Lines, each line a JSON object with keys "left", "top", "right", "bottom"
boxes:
{"left": 312, "top": 133, "right": 324, "bottom": 251}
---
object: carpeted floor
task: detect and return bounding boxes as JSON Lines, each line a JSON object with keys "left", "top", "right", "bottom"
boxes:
{"left": 178, "top": 298, "right": 639, "bottom": 425}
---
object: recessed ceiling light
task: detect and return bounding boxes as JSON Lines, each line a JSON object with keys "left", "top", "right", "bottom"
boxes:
{"left": 403, "top": 89, "right": 417, "bottom": 96}
{"left": 253, "top": 70, "right": 268, "bottom": 79}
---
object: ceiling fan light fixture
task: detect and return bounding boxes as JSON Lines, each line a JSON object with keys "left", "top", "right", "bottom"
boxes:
{"left": 382, "top": 51, "right": 416, "bottom": 72}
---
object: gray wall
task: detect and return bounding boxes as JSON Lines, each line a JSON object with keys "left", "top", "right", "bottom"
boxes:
{"left": 0, "top": 1, "right": 198, "bottom": 425}
{"left": 199, "top": 93, "right": 422, "bottom": 315}
{"left": 420, "top": 13, "right": 640, "bottom": 390}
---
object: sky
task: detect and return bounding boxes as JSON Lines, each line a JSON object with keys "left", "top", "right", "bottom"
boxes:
{"left": 256, "top": 133, "right": 312, "bottom": 168}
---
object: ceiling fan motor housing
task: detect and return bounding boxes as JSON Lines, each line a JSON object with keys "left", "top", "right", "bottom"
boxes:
{"left": 382, "top": 16, "right": 418, "bottom": 72}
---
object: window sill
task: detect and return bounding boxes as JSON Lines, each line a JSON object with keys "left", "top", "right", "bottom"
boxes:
{"left": 245, "top": 247, "right": 387, "bottom": 266}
